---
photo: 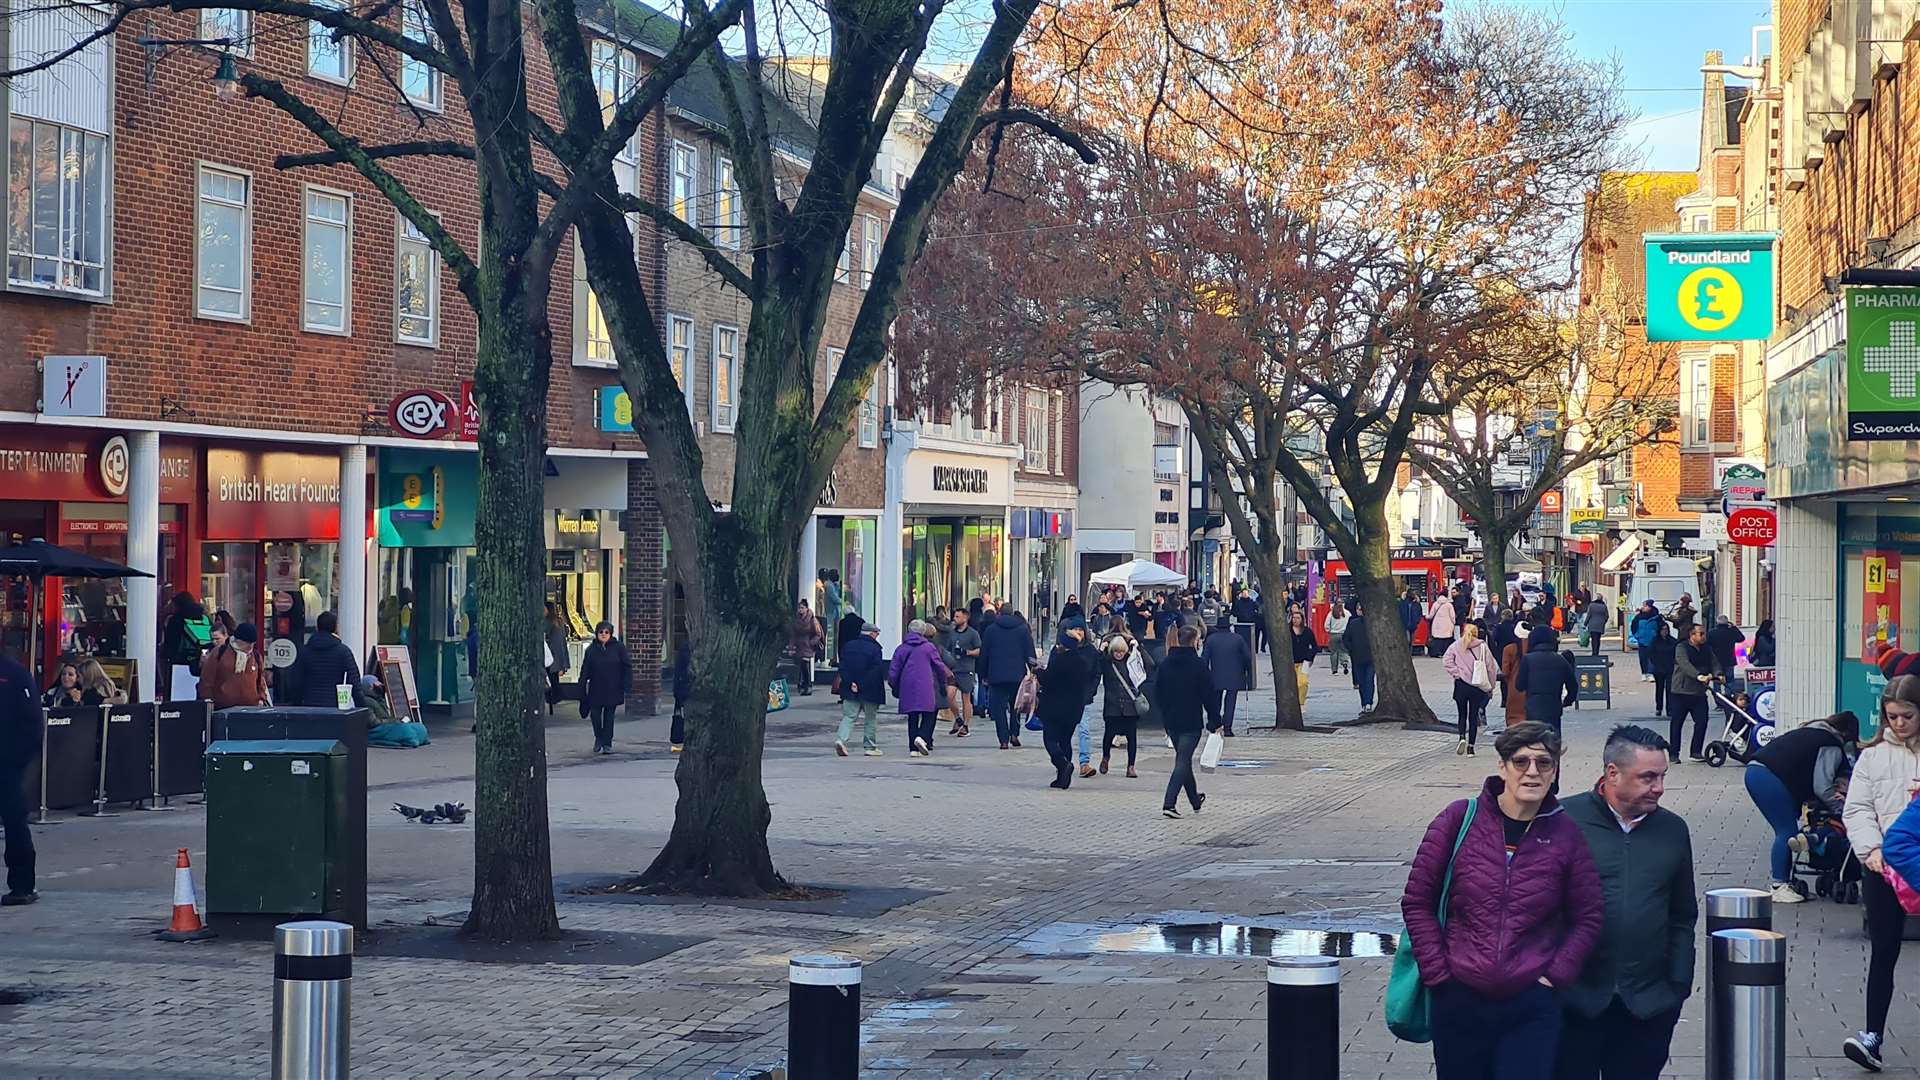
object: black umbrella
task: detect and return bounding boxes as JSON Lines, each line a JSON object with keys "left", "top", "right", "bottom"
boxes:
{"left": 0, "top": 539, "right": 151, "bottom": 680}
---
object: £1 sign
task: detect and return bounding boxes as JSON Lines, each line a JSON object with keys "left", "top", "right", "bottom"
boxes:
{"left": 1727, "top": 506, "right": 1777, "bottom": 548}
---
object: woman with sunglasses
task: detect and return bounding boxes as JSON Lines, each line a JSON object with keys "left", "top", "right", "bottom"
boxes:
{"left": 1401, "top": 722, "right": 1604, "bottom": 1077}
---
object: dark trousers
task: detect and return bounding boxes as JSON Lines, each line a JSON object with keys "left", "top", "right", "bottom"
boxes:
{"left": 906, "top": 711, "right": 937, "bottom": 752}
{"left": 1431, "top": 982, "right": 1561, "bottom": 1080}
{"left": 1213, "top": 689, "right": 1239, "bottom": 732}
{"left": 1042, "top": 719, "right": 1075, "bottom": 785}
{"left": 1668, "top": 694, "right": 1708, "bottom": 758}
{"left": 669, "top": 705, "right": 686, "bottom": 746}
{"left": 1353, "top": 662, "right": 1376, "bottom": 708}
{"left": 1588, "top": 634, "right": 1603, "bottom": 656}
{"left": 1101, "top": 718, "right": 1138, "bottom": 767}
{"left": 586, "top": 704, "right": 616, "bottom": 748}
{"left": 1652, "top": 675, "right": 1668, "bottom": 717}
{"left": 1553, "top": 998, "right": 1680, "bottom": 1080}
{"left": 987, "top": 682, "right": 1020, "bottom": 743}
{"left": 1163, "top": 732, "right": 1201, "bottom": 810}
{"left": 1865, "top": 869, "right": 1905, "bottom": 1036}
{"left": 1, "top": 763, "right": 33, "bottom": 896}
{"left": 1453, "top": 682, "right": 1489, "bottom": 745}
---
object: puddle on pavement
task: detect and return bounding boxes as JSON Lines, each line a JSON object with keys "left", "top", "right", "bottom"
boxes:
{"left": 1023, "top": 920, "right": 1398, "bottom": 959}
{"left": 1213, "top": 760, "right": 1270, "bottom": 769}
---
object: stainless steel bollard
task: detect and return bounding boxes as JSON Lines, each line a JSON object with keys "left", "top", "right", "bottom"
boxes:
{"left": 273, "top": 920, "right": 353, "bottom": 1080}
{"left": 1703, "top": 886, "right": 1770, "bottom": 1075}
{"left": 1267, "top": 956, "right": 1338, "bottom": 1080}
{"left": 1707, "top": 928, "right": 1785, "bottom": 1080}
{"left": 788, "top": 954, "right": 859, "bottom": 1079}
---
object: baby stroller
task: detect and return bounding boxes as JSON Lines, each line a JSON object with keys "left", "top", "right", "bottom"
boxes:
{"left": 1793, "top": 806, "right": 1863, "bottom": 904}
{"left": 1702, "top": 684, "right": 1773, "bottom": 767}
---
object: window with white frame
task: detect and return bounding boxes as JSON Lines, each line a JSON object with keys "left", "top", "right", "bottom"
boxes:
{"left": 1023, "top": 390, "right": 1048, "bottom": 471}
{"left": 670, "top": 142, "right": 697, "bottom": 224}
{"left": 581, "top": 288, "right": 612, "bottom": 364}
{"left": 860, "top": 366, "right": 880, "bottom": 447}
{"left": 836, "top": 227, "right": 851, "bottom": 283}
{"left": 307, "top": 0, "right": 351, "bottom": 81}
{"left": 714, "top": 157, "right": 740, "bottom": 248}
{"left": 1050, "top": 390, "right": 1064, "bottom": 473}
{"left": 400, "top": 3, "right": 441, "bottom": 109}
{"left": 711, "top": 324, "right": 739, "bottom": 432}
{"left": 590, "top": 40, "right": 640, "bottom": 160}
{"left": 668, "top": 314, "right": 694, "bottom": 411}
{"left": 395, "top": 215, "right": 438, "bottom": 344}
{"left": 195, "top": 165, "right": 250, "bottom": 320}
{"left": 1684, "top": 356, "right": 1711, "bottom": 446}
{"left": 6, "top": 118, "right": 108, "bottom": 295}
{"left": 200, "top": 8, "right": 252, "bottom": 53}
{"left": 302, "top": 188, "right": 350, "bottom": 333}
{"left": 861, "top": 214, "right": 881, "bottom": 287}
{"left": 826, "top": 346, "right": 845, "bottom": 389}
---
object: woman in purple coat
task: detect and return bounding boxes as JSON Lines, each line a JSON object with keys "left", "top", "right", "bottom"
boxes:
{"left": 1400, "top": 721, "right": 1605, "bottom": 1078}
{"left": 888, "top": 619, "right": 953, "bottom": 759}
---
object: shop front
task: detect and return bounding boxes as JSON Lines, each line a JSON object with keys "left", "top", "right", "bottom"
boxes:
{"left": 543, "top": 455, "right": 631, "bottom": 674}
{"left": 199, "top": 446, "right": 345, "bottom": 651}
{"left": 376, "top": 448, "right": 478, "bottom": 709}
{"left": 879, "top": 436, "right": 1019, "bottom": 644}
{"left": 807, "top": 514, "right": 878, "bottom": 665}
{"left": 1009, "top": 506, "right": 1073, "bottom": 644}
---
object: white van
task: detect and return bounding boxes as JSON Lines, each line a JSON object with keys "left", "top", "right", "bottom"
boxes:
{"left": 1626, "top": 556, "right": 1701, "bottom": 614}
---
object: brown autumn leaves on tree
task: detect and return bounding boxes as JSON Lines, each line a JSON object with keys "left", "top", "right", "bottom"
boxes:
{"left": 899, "top": 0, "right": 1629, "bottom": 725}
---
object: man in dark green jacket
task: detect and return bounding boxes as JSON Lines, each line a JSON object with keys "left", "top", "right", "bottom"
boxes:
{"left": 1554, "top": 724, "right": 1698, "bottom": 1080}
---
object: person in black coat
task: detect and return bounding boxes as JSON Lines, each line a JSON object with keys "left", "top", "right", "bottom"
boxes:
{"left": 1343, "top": 607, "right": 1377, "bottom": 710}
{"left": 1513, "top": 625, "right": 1577, "bottom": 731}
{"left": 0, "top": 651, "right": 41, "bottom": 904}
{"left": 978, "top": 608, "right": 1036, "bottom": 746}
{"left": 1647, "top": 620, "right": 1678, "bottom": 719}
{"left": 1706, "top": 615, "right": 1746, "bottom": 679}
{"left": 1036, "top": 626, "right": 1096, "bottom": 789}
{"left": 1155, "top": 625, "right": 1220, "bottom": 817}
{"left": 836, "top": 609, "right": 865, "bottom": 664}
{"left": 287, "top": 611, "right": 362, "bottom": 709}
{"left": 669, "top": 637, "right": 692, "bottom": 750}
{"left": 833, "top": 623, "right": 887, "bottom": 756}
{"left": 577, "top": 622, "right": 631, "bottom": 754}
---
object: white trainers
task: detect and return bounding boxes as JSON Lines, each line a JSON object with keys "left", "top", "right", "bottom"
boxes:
{"left": 834, "top": 741, "right": 848, "bottom": 757}
{"left": 863, "top": 748, "right": 883, "bottom": 757}
{"left": 1769, "top": 882, "right": 1806, "bottom": 904}
{"left": 912, "top": 737, "right": 930, "bottom": 755}
{"left": 909, "top": 750, "right": 925, "bottom": 758}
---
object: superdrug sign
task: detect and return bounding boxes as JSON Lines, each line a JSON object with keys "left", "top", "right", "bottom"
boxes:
{"left": 932, "top": 465, "right": 990, "bottom": 494}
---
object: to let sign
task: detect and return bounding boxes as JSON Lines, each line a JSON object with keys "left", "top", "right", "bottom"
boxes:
{"left": 1727, "top": 506, "right": 1777, "bottom": 547}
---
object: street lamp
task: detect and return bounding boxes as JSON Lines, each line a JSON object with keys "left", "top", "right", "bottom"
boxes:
{"left": 135, "top": 35, "right": 242, "bottom": 99}
{"left": 212, "top": 52, "right": 240, "bottom": 101}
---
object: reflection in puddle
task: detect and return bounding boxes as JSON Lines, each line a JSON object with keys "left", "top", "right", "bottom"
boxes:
{"left": 1021, "top": 920, "right": 1399, "bottom": 958}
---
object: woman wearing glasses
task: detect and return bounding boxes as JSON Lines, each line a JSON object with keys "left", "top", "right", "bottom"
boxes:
{"left": 1400, "top": 722, "right": 1604, "bottom": 1077}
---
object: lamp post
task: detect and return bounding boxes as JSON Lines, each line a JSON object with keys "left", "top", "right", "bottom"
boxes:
{"left": 135, "top": 35, "right": 241, "bottom": 99}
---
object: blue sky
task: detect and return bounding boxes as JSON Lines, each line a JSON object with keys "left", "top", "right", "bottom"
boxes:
{"left": 1503, "top": 0, "right": 1777, "bottom": 171}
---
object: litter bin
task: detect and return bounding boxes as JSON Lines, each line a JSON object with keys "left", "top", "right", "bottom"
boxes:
{"left": 205, "top": 740, "right": 353, "bottom": 931}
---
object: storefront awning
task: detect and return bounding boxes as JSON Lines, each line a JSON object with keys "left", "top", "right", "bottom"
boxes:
{"left": 1498, "top": 544, "right": 1542, "bottom": 573}
{"left": 1599, "top": 534, "right": 1642, "bottom": 574}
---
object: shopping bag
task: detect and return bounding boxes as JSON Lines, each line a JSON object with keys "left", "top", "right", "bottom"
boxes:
{"left": 1294, "top": 663, "right": 1309, "bottom": 707}
{"left": 1386, "top": 799, "right": 1478, "bottom": 1043}
{"left": 1198, "top": 730, "right": 1224, "bottom": 771}
{"left": 1886, "top": 865, "right": 1920, "bottom": 915}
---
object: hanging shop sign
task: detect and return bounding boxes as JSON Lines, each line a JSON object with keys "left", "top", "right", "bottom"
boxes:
{"left": 1643, "top": 233, "right": 1777, "bottom": 342}
{"left": 1727, "top": 506, "right": 1777, "bottom": 548}
{"left": 1567, "top": 508, "right": 1606, "bottom": 535}
{"left": 596, "top": 386, "right": 635, "bottom": 433}
{"left": 458, "top": 380, "right": 480, "bottom": 440}
{"left": 378, "top": 451, "right": 477, "bottom": 547}
{"left": 204, "top": 447, "right": 343, "bottom": 540}
{"left": 41, "top": 355, "right": 106, "bottom": 417}
{"left": 388, "top": 389, "right": 458, "bottom": 439}
{"left": 1538, "top": 490, "right": 1563, "bottom": 514}
{"left": 1846, "top": 287, "right": 1920, "bottom": 440}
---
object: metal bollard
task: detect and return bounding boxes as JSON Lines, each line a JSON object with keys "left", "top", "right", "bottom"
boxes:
{"left": 1706, "top": 928, "right": 1785, "bottom": 1080}
{"left": 1703, "top": 886, "right": 1770, "bottom": 1074}
{"left": 1267, "top": 956, "right": 1338, "bottom": 1080}
{"left": 273, "top": 920, "right": 353, "bottom": 1080}
{"left": 788, "top": 954, "right": 859, "bottom": 1079}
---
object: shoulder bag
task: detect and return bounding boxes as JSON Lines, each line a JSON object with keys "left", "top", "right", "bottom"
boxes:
{"left": 1385, "top": 797, "right": 1478, "bottom": 1043}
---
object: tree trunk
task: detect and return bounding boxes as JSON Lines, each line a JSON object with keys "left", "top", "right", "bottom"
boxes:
{"left": 464, "top": 268, "right": 561, "bottom": 942}
{"left": 640, "top": 607, "right": 787, "bottom": 894}
{"left": 1244, "top": 545, "right": 1302, "bottom": 729}
{"left": 1350, "top": 494, "right": 1436, "bottom": 725}
{"left": 1480, "top": 525, "right": 1509, "bottom": 619}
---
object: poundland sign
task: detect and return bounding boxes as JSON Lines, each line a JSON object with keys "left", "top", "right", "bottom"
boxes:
{"left": 1643, "top": 233, "right": 1777, "bottom": 342}
{"left": 1847, "top": 287, "right": 1920, "bottom": 440}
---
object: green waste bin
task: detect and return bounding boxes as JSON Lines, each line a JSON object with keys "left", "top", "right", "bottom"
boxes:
{"left": 204, "top": 740, "right": 351, "bottom": 923}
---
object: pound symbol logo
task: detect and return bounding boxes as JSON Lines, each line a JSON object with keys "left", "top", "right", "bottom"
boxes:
{"left": 1678, "top": 267, "right": 1742, "bottom": 333}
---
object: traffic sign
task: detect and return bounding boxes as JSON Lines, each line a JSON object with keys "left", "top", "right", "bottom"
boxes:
{"left": 1727, "top": 506, "right": 1777, "bottom": 547}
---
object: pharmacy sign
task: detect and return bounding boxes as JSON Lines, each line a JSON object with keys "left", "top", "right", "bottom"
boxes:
{"left": 1848, "top": 287, "right": 1920, "bottom": 440}
{"left": 1643, "top": 233, "right": 1776, "bottom": 342}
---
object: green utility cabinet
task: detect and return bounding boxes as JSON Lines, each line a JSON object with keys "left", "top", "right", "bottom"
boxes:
{"left": 204, "top": 740, "right": 350, "bottom": 922}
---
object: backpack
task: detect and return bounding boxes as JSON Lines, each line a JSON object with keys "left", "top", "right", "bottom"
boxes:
{"left": 175, "top": 616, "right": 213, "bottom": 662}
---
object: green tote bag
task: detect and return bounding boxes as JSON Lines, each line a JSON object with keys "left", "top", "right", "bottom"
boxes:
{"left": 1385, "top": 798, "right": 1477, "bottom": 1043}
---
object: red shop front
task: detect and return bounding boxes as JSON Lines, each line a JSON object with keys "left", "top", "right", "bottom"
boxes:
{"left": 199, "top": 446, "right": 345, "bottom": 646}
{"left": 0, "top": 428, "right": 197, "bottom": 686}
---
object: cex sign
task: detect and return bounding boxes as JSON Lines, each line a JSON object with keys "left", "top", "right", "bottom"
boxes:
{"left": 1727, "top": 506, "right": 1777, "bottom": 548}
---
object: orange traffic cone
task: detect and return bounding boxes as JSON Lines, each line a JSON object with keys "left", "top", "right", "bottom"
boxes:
{"left": 157, "top": 848, "right": 214, "bottom": 942}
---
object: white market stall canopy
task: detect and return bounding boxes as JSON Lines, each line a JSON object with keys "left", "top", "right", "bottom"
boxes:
{"left": 1089, "top": 558, "right": 1190, "bottom": 589}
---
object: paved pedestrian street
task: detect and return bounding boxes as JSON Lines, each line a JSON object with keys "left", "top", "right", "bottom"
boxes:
{"left": 0, "top": 653, "right": 1905, "bottom": 1077}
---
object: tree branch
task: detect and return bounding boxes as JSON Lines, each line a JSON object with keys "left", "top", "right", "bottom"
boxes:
{"left": 970, "top": 107, "right": 1097, "bottom": 164}
{"left": 613, "top": 193, "right": 753, "bottom": 295}
{"left": 276, "top": 139, "right": 476, "bottom": 169}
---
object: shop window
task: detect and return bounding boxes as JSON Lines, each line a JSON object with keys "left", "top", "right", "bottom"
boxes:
{"left": 6, "top": 117, "right": 108, "bottom": 296}
{"left": 195, "top": 165, "right": 250, "bottom": 321}
{"left": 303, "top": 188, "right": 351, "bottom": 333}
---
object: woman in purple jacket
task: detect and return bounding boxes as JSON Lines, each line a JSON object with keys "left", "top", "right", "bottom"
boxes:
{"left": 888, "top": 619, "right": 953, "bottom": 758}
{"left": 1401, "top": 721, "right": 1605, "bottom": 1078}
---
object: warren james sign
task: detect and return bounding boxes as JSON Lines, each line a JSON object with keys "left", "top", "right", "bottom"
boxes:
{"left": 1643, "top": 233, "right": 1777, "bottom": 342}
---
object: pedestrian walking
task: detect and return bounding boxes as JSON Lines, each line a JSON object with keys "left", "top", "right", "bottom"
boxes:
{"left": 1747, "top": 711, "right": 1856, "bottom": 902}
{"left": 1841, "top": 675, "right": 1920, "bottom": 1071}
{"left": 833, "top": 623, "right": 887, "bottom": 757}
{"left": 945, "top": 608, "right": 982, "bottom": 737}
{"left": 1514, "top": 626, "right": 1577, "bottom": 732}
{"left": 1156, "top": 625, "right": 1218, "bottom": 818}
{"left": 1036, "top": 623, "right": 1095, "bottom": 788}
{"left": 1060, "top": 615, "right": 1103, "bottom": 778}
{"left": 1666, "top": 595, "right": 1697, "bottom": 639}
{"left": 979, "top": 605, "right": 1035, "bottom": 749}
{"left": 1400, "top": 722, "right": 1604, "bottom": 1079}
{"left": 1288, "top": 608, "right": 1318, "bottom": 711}
{"left": 787, "top": 600, "right": 824, "bottom": 696}
{"left": 1427, "top": 591, "right": 1457, "bottom": 659}
{"left": 1706, "top": 614, "right": 1745, "bottom": 680}
{"left": 1443, "top": 623, "right": 1497, "bottom": 755}
{"left": 161, "top": 591, "right": 212, "bottom": 700}
{"left": 670, "top": 637, "right": 690, "bottom": 752}
{"left": 1628, "top": 601, "right": 1660, "bottom": 682}
{"left": 1581, "top": 597, "right": 1609, "bottom": 657}
{"left": 1344, "top": 604, "right": 1376, "bottom": 711}
{"left": 1555, "top": 726, "right": 1697, "bottom": 1080}
{"left": 836, "top": 607, "right": 865, "bottom": 664}
{"left": 888, "top": 620, "right": 952, "bottom": 758}
{"left": 1646, "top": 620, "right": 1676, "bottom": 719}
{"left": 1324, "top": 600, "right": 1352, "bottom": 675}
{"left": 576, "top": 622, "right": 630, "bottom": 754}
{"left": 1201, "top": 615, "right": 1253, "bottom": 736}
{"left": 1097, "top": 634, "right": 1152, "bottom": 778}
{"left": 1668, "top": 625, "right": 1713, "bottom": 763}
{"left": 1491, "top": 609, "right": 1521, "bottom": 714}
{"left": 543, "top": 601, "right": 571, "bottom": 709}
{"left": 1399, "top": 588, "right": 1423, "bottom": 644}
{"left": 0, "top": 650, "right": 40, "bottom": 906}
{"left": 197, "top": 621, "right": 269, "bottom": 709}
